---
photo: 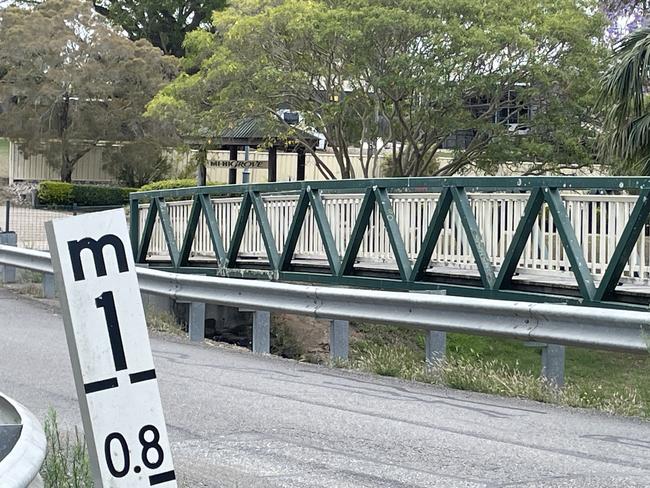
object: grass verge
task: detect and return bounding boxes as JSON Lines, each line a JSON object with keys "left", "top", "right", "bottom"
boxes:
{"left": 347, "top": 324, "right": 650, "bottom": 418}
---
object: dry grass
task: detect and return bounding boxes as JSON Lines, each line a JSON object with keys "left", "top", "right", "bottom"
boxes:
{"left": 15, "top": 282, "right": 44, "bottom": 298}
{"left": 346, "top": 344, "right": 647, "bottom": 418}
{"left": 145, "top": 307, "right": 186, "bottom": 336}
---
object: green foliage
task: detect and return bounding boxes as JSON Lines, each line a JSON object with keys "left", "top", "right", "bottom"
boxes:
{"left": 38, "top": 181, "right": 135, "bottom": 206}
{"left": 71, "top": 185, "right": 135, "bottom": 207}
{"left": 138, "top": 178, "right": 225, "bottom": 194}
{"left": 598, "top": 26, "right": 650, "bottom": 174}
{"left": 93, "top": 0, "right": 227, "bottom": 58}
{"left": 41, "top": 409, "right": 92, "bottom": 488}
{"left": 149, "top": 0, "right": 607, "bottom": 177}
{"left": 139, "top": 179, "right": 203, "bottom": 192}
{"left": 6, "top": 0, "right": 221, "bottom": 58}
{"left": 103, "top": 140, "right": 172, "bottom": 187}
{"left": 0, "top": 0, "right": 179, "bottom": 182}
{"left": 181, "top": 29, "right": 218, "bottom": 72}
{"left": 37, "top": 182, "right": 74, "bottom": 206}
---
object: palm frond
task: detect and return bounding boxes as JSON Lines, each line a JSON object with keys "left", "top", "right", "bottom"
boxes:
{"left": 598, "top": 26, "right": 650, "bottom": 171}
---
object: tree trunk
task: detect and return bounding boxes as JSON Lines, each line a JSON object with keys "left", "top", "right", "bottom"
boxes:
{"left": 59, "top": 145, "right": 92, "bottom": 183}
{"left": 59, "top": 94, "right": 72, "bottom": 182}
{"left": 196, "top": 164, "right": 207, "bottom": 186}
{"left": 60, "top": 157, "right": 73, "bottom": 182}
{"left": 196, "top": 147, "right": 207, "bottom": 186}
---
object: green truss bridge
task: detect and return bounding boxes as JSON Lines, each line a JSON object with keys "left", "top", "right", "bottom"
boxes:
{"left": 129, "top": 177, "right": 650, "bottom": 311}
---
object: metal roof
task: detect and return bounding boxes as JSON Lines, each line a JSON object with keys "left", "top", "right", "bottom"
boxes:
{"left": 216, "top": 117, "right": 320, "bottom": 149}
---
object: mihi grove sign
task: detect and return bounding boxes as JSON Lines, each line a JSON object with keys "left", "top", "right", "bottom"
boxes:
{"left": 208, "top": 159, "right": 268, "bottom": 169}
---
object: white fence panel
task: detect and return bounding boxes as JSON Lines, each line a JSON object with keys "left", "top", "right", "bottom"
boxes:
{"left": 140, "top": 192, "right": 650, "bottom": 282}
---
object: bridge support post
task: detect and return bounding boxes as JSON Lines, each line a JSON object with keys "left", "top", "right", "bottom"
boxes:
{"left": 541, "top": 344, "right": 565, "bottom": 388}
{"left": 42, "top": 273, "right": 56, "bottom": 299}
{"left": 425, "top": 331, "right": 446, "bottom": 365}
{"left": 329, "top": 320, "right": 349, "bottom": 361}
{"left": 0, "top": 232, "right": 17, "bottom": 284}
{"left": 189, "top": 302, "right": 206, "bottom": 342}
{"left": 253, "top": 311, "right": 271, "bottom": 354}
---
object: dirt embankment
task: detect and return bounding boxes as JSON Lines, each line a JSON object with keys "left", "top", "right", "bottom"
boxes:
{"left": 272, "top": 313, "right": 331, "bottom": 361}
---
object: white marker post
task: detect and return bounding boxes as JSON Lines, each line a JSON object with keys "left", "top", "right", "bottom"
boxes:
{"left": 45, "top": 209, "right": 176, "bottom": 487}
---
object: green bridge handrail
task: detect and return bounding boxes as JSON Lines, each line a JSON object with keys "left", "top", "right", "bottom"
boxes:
{"left": 130, "top": 176, "right": 650, "bottom": 200}
{"left": 129, "top": 177, "right": 650, "bottom": 312}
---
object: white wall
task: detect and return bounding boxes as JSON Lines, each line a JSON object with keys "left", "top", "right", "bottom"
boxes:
{"left": 8, "top": 143, "right": 114, "bottom": 184}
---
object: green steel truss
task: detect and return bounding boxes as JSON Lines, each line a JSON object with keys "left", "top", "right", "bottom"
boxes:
{"left": 129, "top": 177, "right": 650, "bottom": 311}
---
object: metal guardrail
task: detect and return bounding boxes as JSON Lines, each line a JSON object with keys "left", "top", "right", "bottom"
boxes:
{"left": 0, "top": 391, "right": 46, "bottom": 488}
{"left": 1, "top": 244, "right": 649, "bottom": 354}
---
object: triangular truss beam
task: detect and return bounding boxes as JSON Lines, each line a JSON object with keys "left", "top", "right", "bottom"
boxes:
{"left": 227, "top": 191, "right": 279, "bottom": 269}
{"left": 279, "top": 187, "right": 341, "bottom": 275}
{"left": 339, "top": 186, "right": 412, "bottom": 281}
{"left": 129, "top": 181, "right": 650, "bottom": 310}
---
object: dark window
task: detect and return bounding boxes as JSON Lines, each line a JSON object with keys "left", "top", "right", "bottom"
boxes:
{"left": 441, "top": 129, "right": 476, "bottom": 150}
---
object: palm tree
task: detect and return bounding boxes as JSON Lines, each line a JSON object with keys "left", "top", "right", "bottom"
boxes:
{"left": 599, "top": 26, "right": 650, "bottom": 173}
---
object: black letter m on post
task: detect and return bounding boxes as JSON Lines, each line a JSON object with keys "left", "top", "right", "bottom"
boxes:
{"left": 67, "top": 235, "right": 129, "bottom": 281}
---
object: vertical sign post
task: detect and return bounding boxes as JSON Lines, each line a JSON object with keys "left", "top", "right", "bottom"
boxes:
{"left": 45, "top": 209, "right": 176, "bottom": 487}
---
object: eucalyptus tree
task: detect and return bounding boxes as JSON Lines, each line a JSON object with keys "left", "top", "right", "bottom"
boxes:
{"left": 0, "top": 0, "right": 179, "bottom": 182}
{"left": 148, "top": 0, "right": 606, "bottom": 178}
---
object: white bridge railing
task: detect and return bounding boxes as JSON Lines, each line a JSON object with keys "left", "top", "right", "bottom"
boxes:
{"left": 140, "top": 192, "right": 650, "bottom": 281}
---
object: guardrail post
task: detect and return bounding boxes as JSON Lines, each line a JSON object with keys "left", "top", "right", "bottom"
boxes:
{"left": 425, "top": 330, "right": 446, "bottom": 365}
{"left": 188, "top": 302, "right": 206, "bottom": 342}
{"left": 0, "top": 231, "right": 17, "bottom": 284}
{"left": 42, "top": 272, "right": 56, "bottom": 299}
{"left": 330, "top": 319, "right": 349, "bottom": 361}
{"left": 253, "top": 311, "right": 271, "bottom": 354}
{"left": 412, "top": 290, "right": 447, "bottom": 364}
{"left": 541, "top": 344, "right": 566, "bottom": 387}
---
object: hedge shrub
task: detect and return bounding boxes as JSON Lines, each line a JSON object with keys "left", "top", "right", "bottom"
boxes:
{"left": 38, "top": 181, "right": 136, "bottom": 207}
{"left": 38, "top": 179, "right": 224, "bottom": 206}
{"left": 37, "top": 181, "right": 74, "bottom": 205}
{"left": 138, "top": 179, "right": 200, "bottom": 192}
{"left": 71, "top": 184, "right": 136, "bottom": 206}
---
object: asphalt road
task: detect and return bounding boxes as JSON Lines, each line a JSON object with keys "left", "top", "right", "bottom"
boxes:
{"left": 2, "top": 288, "right": 650, "bottom": 487}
